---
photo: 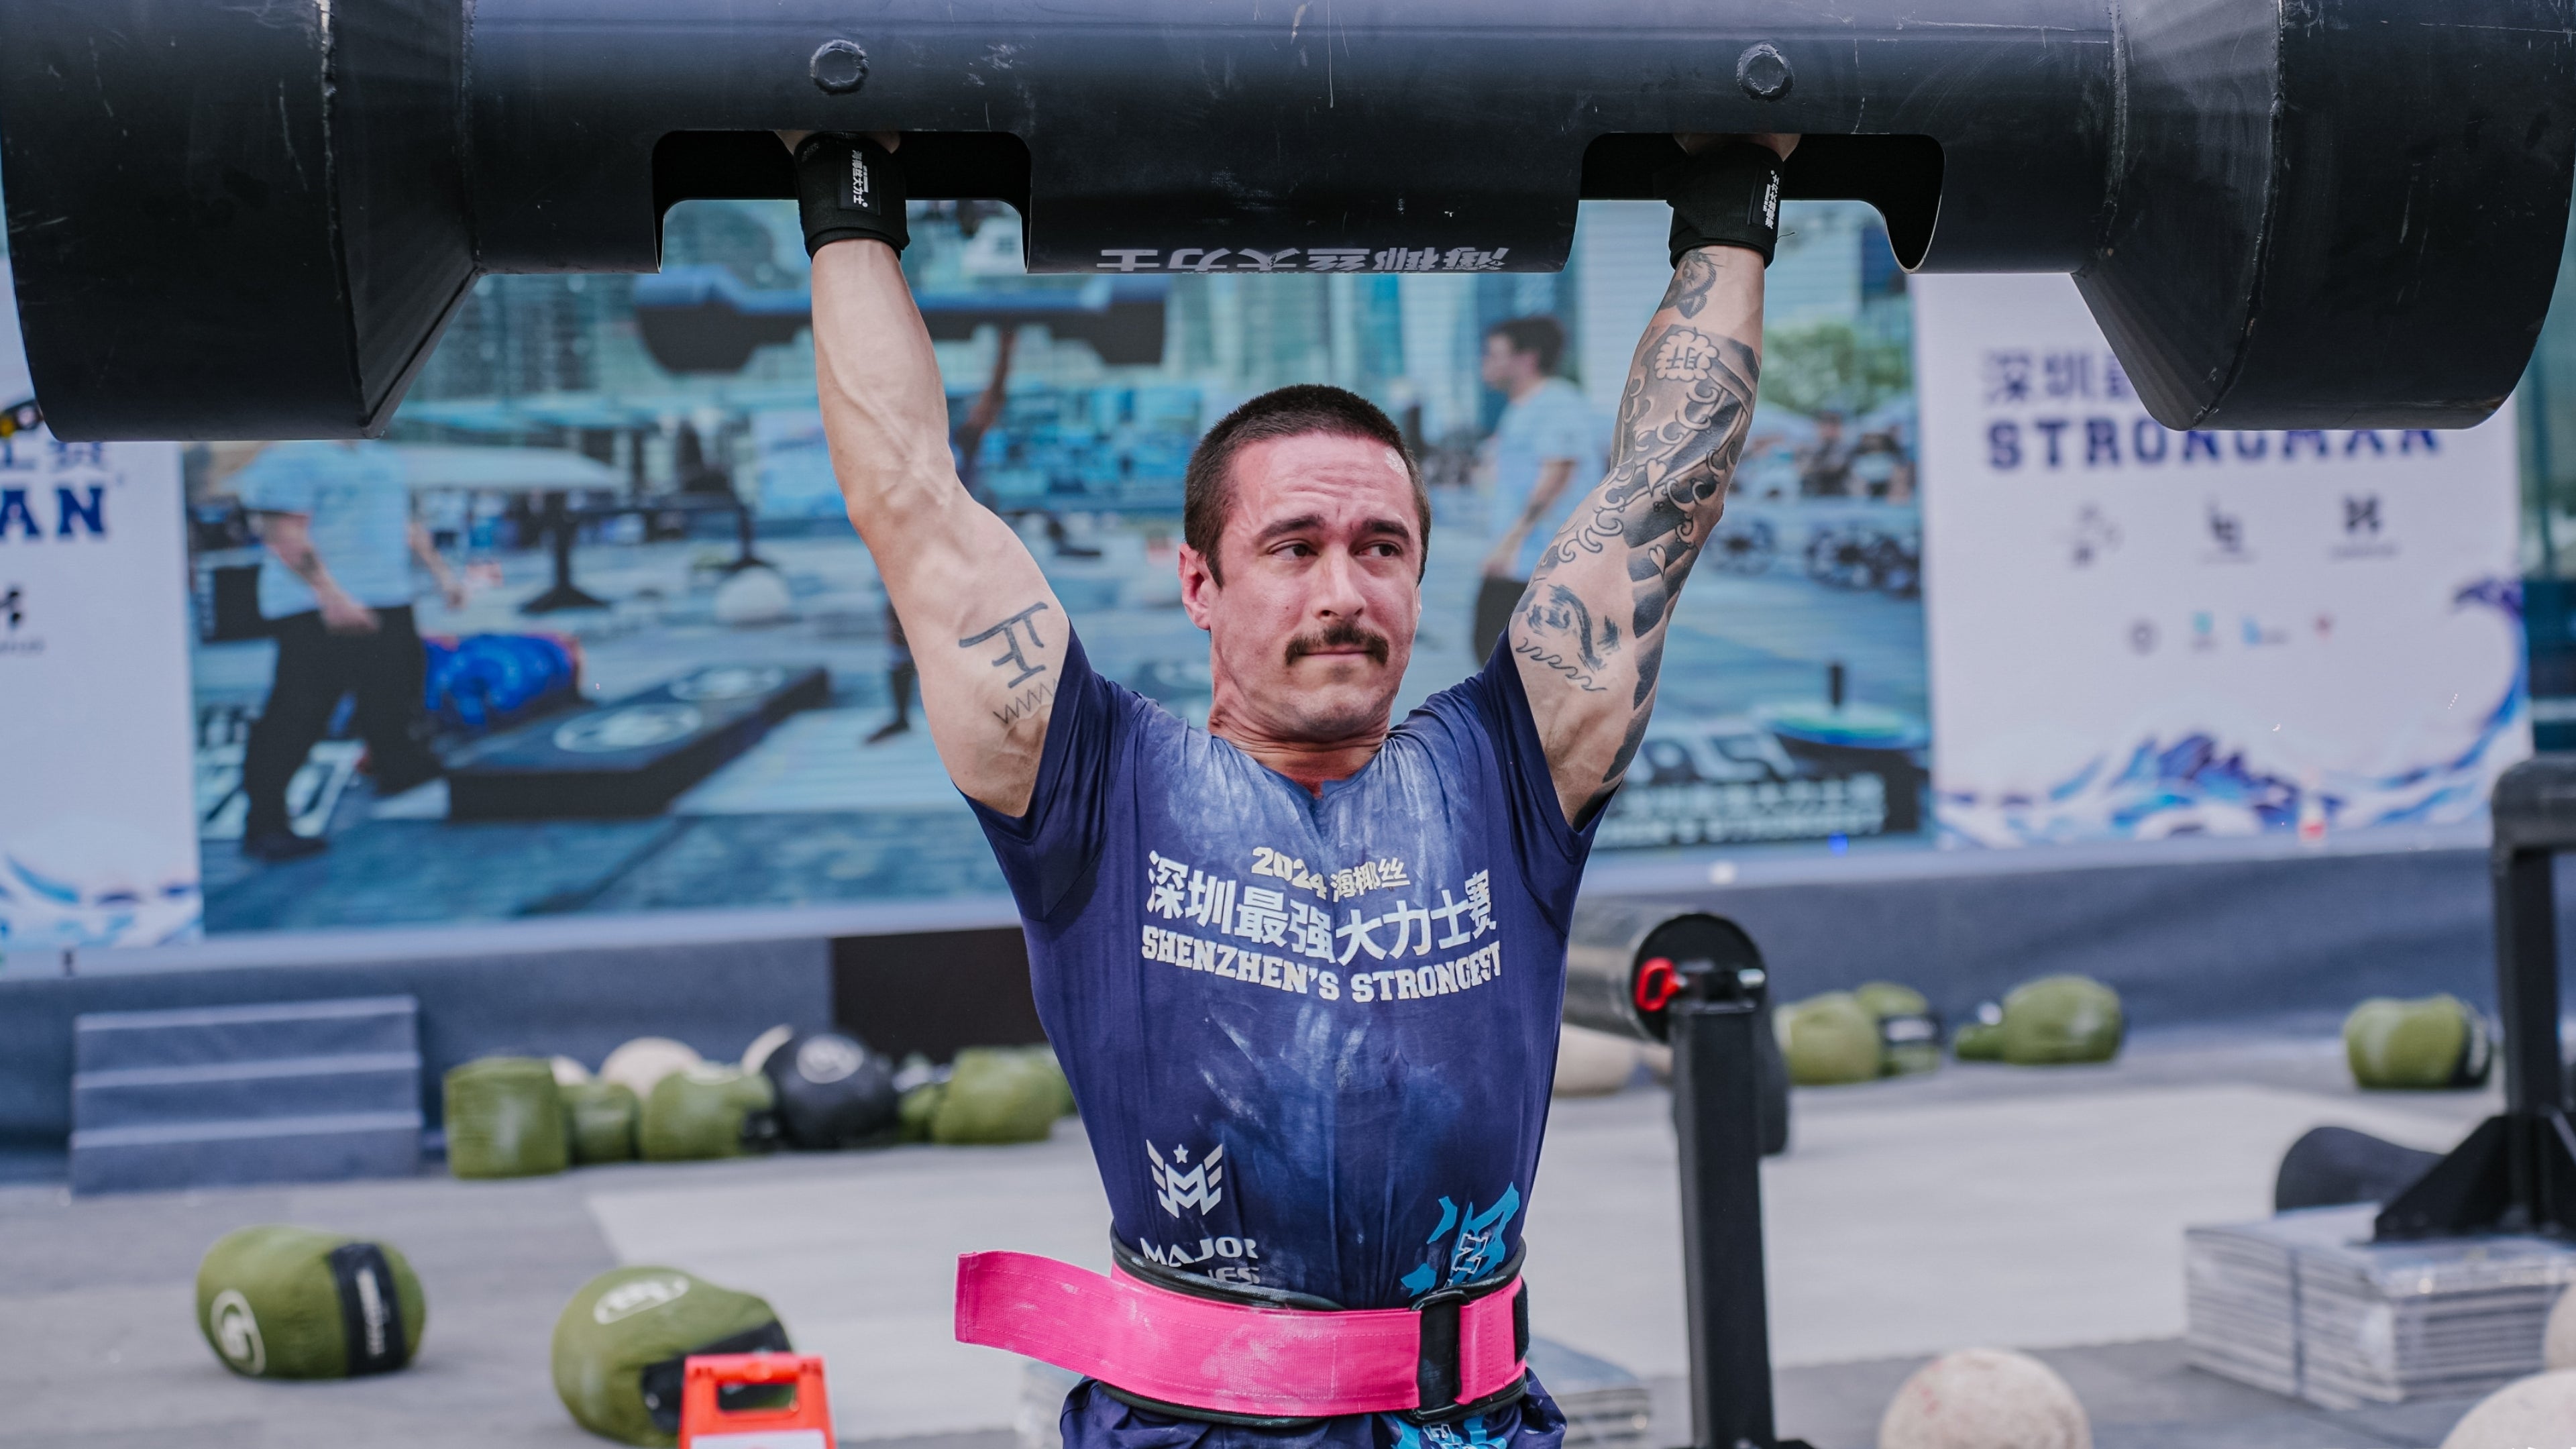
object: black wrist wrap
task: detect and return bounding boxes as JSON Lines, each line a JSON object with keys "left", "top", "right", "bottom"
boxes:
{"left": 1660, "top": 142, "right": 1783, "bottom": 268}
{"left": 794, "top": 133, "right": 909, "bottom": 256}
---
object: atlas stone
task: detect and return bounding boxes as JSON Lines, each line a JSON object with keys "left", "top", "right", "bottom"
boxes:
{"left": 2434, "top": 1369, "right": 2576, "bottom": 1449}
{"left": 598, "top": 1037, "right": 704, "bottom": 1103}
{"left": 1876, "top": 1348, "right": 2092, "bottom": 1449}
{"left": 0, "top": 0, "right": 2567, "bottom": 439}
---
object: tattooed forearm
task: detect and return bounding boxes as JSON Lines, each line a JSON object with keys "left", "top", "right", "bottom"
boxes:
{"left": 1511, "top": 582, "right": 1622, "bottom": 690}
{"left": 1513, "top": 640, "right": 1611, "bottom": 693}
{"left": 992, "top": 677, "right": 1056, "bottom": 729}
{"left": 957, "top": 602, "right": 1053, "bottom": 687}
{"left": 1522, "top": 248, "right": 1762, "bottom": 794}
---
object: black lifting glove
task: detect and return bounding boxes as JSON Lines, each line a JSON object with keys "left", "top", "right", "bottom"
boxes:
{"left": 1659, "top": 141, "right": 1783, "bottom": 268}
{"left": 794, "top": 133, "right": 910, "bottom": 257}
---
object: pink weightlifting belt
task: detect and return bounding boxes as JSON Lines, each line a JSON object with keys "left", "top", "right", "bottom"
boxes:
{"left": 954, "top": 1248, "right": 1529, "bottom": 1422}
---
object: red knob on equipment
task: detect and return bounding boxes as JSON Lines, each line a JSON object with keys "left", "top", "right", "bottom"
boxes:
{"left": 1633, "top": 957, "right": 1685, "bottom": 1013}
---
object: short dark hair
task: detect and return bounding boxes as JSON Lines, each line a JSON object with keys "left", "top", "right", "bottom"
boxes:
{"left": 1486, "top": 315, "right": 1566, "bottom": 376}
{"left": 1183, "top": 384, "right": 1429, "bottom": 584}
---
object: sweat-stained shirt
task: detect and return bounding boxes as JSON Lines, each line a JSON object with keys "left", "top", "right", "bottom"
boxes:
{"left": 969, "top": 625, "right": 1600, "bottom": 1449}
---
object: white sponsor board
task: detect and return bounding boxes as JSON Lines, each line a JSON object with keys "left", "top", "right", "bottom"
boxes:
{"left": 0, "top": 260, "right": 201, "bottom": 949}
{"left": 1915, "top": 273, "right": 2528, "bottom": 845}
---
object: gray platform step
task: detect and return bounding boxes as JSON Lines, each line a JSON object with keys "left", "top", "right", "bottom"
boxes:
{"left": 72, "top": 1052, "right": 421, "bottom": 1132}
{"left": 74, "top": 996, "right": 419, "bottom": 1073}
{"left": 69, "top": 996, "right": 424, "bottom": 1194}
{"left": 69, "top": 1112, "right": 423, "bottom": 1195}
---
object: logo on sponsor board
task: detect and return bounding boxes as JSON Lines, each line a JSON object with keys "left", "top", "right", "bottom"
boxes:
{"left": 2065, "top": 504, "right": 2121, "bottom": 568}
{"left": 2203, "top": 500, "right": 2251, "bottom": 562}
{"left": 0, "top": 583, "right": 34, "bottom": 655}
{"left": 2332, "top": 492, "right": 2398, "bottom": 559}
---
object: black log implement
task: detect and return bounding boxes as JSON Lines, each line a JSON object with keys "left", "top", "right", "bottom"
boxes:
{"left": 1, "top": 0, "right": 2571, "bottom": 440}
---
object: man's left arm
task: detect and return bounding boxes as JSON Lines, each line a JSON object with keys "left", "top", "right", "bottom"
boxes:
{"left": 1480, "top": 456, "right": 1579, "bottom": 580}
{"left": 1507, "top": 136, "right": 1792, "bottom": 824}
{"left": 409, "top": 522, "right": 465, "bottom": 610}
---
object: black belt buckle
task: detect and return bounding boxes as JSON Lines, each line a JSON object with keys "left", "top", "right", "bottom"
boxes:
{"left": 1405, "top": 1272, "right": 1532, "bottom": 1424}
{"left": 1412, "top": 1282, "right": 1473, "bottom": 1411}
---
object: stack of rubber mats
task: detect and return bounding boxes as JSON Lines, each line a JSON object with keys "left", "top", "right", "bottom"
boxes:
{"left": 2185, "top": 1205, "right": 2576, "bottom": 1407}
{"left": 1014, "top": 1338, "right": 1652, "bottom": 1449}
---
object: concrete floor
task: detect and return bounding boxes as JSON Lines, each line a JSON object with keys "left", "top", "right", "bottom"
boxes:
{"left": 0, "top": 1027, "right": 2510, "bottom": 1449}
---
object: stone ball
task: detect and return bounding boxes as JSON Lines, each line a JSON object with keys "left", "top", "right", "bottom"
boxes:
{"left": 1880, "top": 1348, "right": 2091, "bottom": 1449}
{"left": 1554, "top": 1024, "right": 1642, "bottom": 1097}
{"left": 2437, "top": 1369, "right": 2576, "bottom": 1449}
{"left": 598, "top": 1036, "right": 704, "bottom": 1101}
{"left": 712, "top": 566, "right": 795, "bottom": 626}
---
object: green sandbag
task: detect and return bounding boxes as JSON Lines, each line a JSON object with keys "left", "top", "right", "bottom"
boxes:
{"left": 1854, "top": 981, "right": 1943, "bottom": 1076}
{"left": 1021, "top": 1044, "right": 1077, "bottom": 1118}
{"left": 445, "top": 1056, "right": 568, "bottom": 1179}
{"left": 930, "top": 1047, "right": 1061, "bottom": 1144}
{"left": 639, "top": 1063, "right": 775, "bottom": 1162}
{"left": 562, "top": 1079, "right": 640, "bottom": 1164}
{"left": 551, "top": 1267, "right": 790, "bottom": 1447}
{"left": 1998, "top": 975, "right": 2125, "bottom": 1065}
{"left": 1853, "top": 981, "right": 1929, "bottom": 1020}
{"left": 1953, "top": 1003, "right": 2006, "bottom": 1061}
{"left": 196, "top": 1225, "right": 425, "bottom": 1379}
{"left": 898, "top": 1081, "right": 946, "bottom": 1142}
{"left": 2345, "top": 995, "right": 2493, "bottom": 1089}
{"left": 1776, "top": 993, "right": 1883, "bottom": 1086}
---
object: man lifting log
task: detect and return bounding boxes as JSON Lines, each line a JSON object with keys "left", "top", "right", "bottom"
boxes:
{"left": 783, "top": 127, "right": 1795, "bottom": 1446}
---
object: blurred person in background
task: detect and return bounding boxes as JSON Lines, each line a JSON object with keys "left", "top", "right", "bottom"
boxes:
{"left": 1472, "top": 315, "right": 1605, "bottom": 663}
{"left": 1799, "top": 408, "right": 1855, "bottom": 497}
{"left": 235, "top": 440, "right": 464, "bottom": 862}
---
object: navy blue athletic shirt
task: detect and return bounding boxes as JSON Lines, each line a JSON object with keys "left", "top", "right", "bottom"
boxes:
{"left": 971, "top": 629, "right": 1600, "bottom": 1449}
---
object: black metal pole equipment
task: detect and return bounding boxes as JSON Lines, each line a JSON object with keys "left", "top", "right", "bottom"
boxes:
{"left": 1671, "top": 977, "right": 1793, "bottom": 1449}
{"left": 2376, "top": 757, "right": 2576, "bottom": 1238}
{"left": 1566, "top": 906, "right": 1806, "bottom": 1449}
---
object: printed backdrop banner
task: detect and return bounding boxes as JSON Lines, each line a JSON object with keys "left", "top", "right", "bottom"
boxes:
{"left": 1915, "top": 273, "right": 2528, "bottom": 845}
{"left": 0, "top": 260, "right": 201, "bottom": 949}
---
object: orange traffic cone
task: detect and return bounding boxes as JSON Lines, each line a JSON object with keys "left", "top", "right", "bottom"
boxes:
{"left": 678, "top": 1352, "right": 833, "bottom": 1449}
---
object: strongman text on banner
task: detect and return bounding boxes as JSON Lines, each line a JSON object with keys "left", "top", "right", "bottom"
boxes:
{"left": 1913, "top": 273, "right": 2528, "bottom": 845}
{"left": 0, "top": 260, "right": 201, "bottom": 949}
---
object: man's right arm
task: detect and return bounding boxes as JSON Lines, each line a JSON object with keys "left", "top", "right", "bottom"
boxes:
{"left": 252, "top": 511, "right": 378, "bottom": 634}
{"left": 807, "top": 236, "right": 1067, "bottom": 817}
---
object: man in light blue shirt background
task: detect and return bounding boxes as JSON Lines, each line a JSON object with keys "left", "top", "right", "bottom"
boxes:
{"left": 234, "top": 440, "right": 463, "bottom": 862}
{"left": 1472, "top": 316, "right": 1607, "bottom": 663}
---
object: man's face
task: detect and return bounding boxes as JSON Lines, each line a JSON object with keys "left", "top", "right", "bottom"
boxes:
{"left": 1179, "top": 432, "right": 1423, "bottom": 745}
{"left": 1480, "top": 335, "right": 1541, "bottom": 393}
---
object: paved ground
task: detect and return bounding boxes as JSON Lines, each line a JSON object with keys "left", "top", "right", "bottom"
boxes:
{"left": 191, "top": 504, "right": 1930, "bottom": 932}
{"left": 0, "top": 1026, "right": 2516, "bottom": 1448}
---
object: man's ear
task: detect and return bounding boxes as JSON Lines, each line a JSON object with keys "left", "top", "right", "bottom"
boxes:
{"left": 1178, "top": 545, "right": 1219, "bottom": 631}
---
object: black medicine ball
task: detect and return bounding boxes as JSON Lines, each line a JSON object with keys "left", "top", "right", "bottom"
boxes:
{"left": 761, "top": 1032, "right": 900, "bottom": 1149}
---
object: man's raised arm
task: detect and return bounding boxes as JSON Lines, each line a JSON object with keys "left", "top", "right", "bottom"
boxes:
{"left": 1507, "top": 135, "right": 1796, "bottom": 825}
{"left": 794, "top": 132, "right": 1067, "bottom": 816}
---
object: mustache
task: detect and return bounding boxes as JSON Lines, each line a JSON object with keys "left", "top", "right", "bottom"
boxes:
{"left": 1284, "top": 620, "right": 1392, "bottom": 667}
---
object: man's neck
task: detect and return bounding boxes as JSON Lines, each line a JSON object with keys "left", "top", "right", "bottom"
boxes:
{"left": 1506, "top": 373, "right": 1549, "bottom": 404}
{"left": 1206, "top": 710, "right": 1390, "bottom": 797}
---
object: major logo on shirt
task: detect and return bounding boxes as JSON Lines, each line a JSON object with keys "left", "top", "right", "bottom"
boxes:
{"left": 1148, "top": 1139, "right": 1224, "bottom": 1216}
